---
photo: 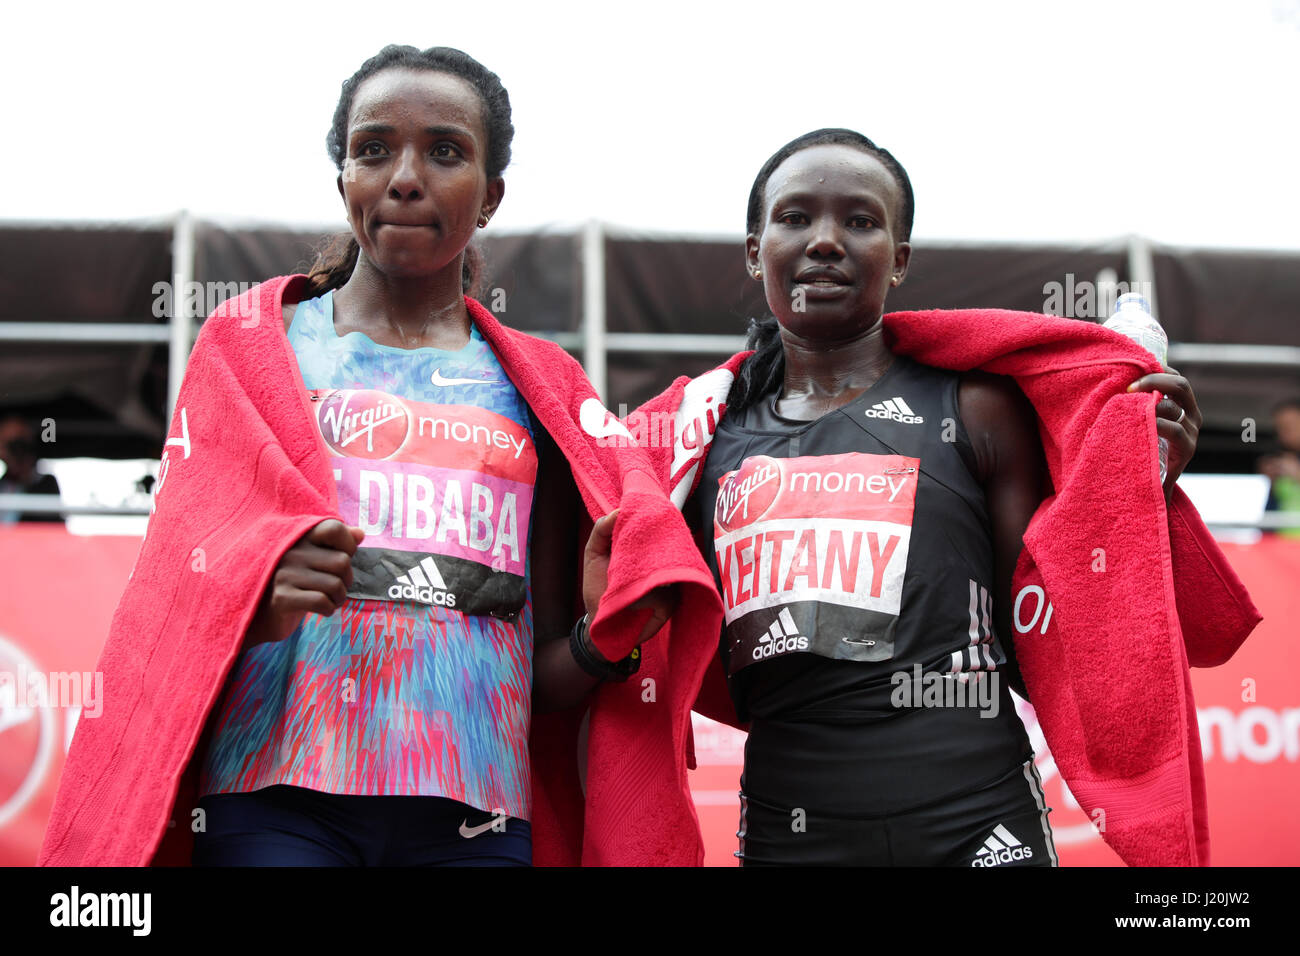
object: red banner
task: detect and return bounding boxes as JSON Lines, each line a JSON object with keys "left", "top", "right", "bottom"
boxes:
{"left": 690, "top": 536, "right": 1300, "bottom": 866}
{"left": 1, "top": 526, "right": 1295, "bottom": 866}
{"left": 0, "top": 526, "right": 141, "bottom": 866}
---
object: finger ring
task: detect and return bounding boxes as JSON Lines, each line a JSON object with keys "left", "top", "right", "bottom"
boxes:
{"left": 1175, "top": 407, "right": 1186, "bottom": 424}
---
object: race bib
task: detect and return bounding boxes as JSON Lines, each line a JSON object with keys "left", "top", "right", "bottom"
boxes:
{"left": 713, "top": 452, "right": 918, "bottom": 672}
{"left": 311, "top": 388, "right": 538, "bottom": 616}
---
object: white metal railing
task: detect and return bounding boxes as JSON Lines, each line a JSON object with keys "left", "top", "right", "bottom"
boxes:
{"left": 168, "top": 210, "right": 196, "bottom": 428}
{"left": 582, "top": 219, "right": 607, "bottom": 399}
{"left": 1168, "top": 343, "right": 1300, "bottom": 366}
{"left": 5, "top": 221, "right": 1299, "bottom": 389}
{"left": 0, "top": 323, "right": 172, "bottom": 343}
{"left": 0, "top": 495, "right": 150, "bottom": 516}
{"left": 5, "top": 220, "right": 1300, "bottom": 521}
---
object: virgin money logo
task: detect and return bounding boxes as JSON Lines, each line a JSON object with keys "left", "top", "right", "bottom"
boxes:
{"left": 668, "top": 367, "right": 733, "bottom": 507}
{"left": 317, "top": 390, "right": 410, "bottom": 460}
{"left": 716, "top": 456, "right": 782, "bottom": 533}
{"left": 0, "top": 634, "right": 56, "bottom": 828}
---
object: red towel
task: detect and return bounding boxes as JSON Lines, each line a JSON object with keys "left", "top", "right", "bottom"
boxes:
{"left": 635, "top": 309, "right": 1261, "bottom": 867}
{"left": 38, "top": 275, "right": 722, "bottom": 867}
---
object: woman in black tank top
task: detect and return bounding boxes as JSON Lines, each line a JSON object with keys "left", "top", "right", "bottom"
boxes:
{"left": 686, "top": 130, "right": 1205, "bottom": 866}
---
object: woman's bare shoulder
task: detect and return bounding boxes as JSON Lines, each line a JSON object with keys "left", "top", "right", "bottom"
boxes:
{"left": 957, "top": 370, "right": 1041, "bottom": 485}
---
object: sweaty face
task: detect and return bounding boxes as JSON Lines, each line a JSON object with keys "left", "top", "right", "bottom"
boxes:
{"left": 340, "top": 68, "right": 501, "bottom": 279}
{"left": 747, "top": 144, "right": 910, "bottom": 342}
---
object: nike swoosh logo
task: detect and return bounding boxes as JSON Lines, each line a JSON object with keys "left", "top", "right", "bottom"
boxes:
{"left": 432, "top": 369, "right": 498, "bottom": 387}
{"left": 459, "top": 815, "right": 507, "bottom": 839}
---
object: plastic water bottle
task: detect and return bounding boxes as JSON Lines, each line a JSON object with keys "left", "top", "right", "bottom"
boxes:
{"left": 1104, "top": 292, "right": 1169, "bottom": 483}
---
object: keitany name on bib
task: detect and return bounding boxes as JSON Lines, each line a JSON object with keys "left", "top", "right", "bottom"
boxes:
{"left": 713, "top": 453, "right": 920, "bottom": 669}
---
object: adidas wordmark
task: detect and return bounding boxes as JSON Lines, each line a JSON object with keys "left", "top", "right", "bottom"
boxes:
{"left": 389, "top": 555, "right": 456, "bottom": 607}
{"left": 753, "top": 608, "right": 809, "bottom": 661}
{"left": 864, "top": 397, "right": 924, "bottom": 424}
{"left": 971, "top": 824, "right": 1034, "bottom": 867}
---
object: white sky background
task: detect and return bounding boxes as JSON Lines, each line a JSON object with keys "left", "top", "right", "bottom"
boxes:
{"left": 2, "top": 0, "right": 1299, "bottom": 249}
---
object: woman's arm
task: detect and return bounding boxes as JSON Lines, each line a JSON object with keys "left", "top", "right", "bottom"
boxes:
{"left": 530, "top": 426, "right": 678, "bottom": 713}
{"left": 242, "top": 296, "right": 361, "bottom": 649}
{"left": 958, "top": 364, "right": 1204, "bottom": 698}
{"left": 529, "top": 425, "right": 598, "bottom": 713}
{"left": 959, "top": 371, "right": 1050, "bottom": 701}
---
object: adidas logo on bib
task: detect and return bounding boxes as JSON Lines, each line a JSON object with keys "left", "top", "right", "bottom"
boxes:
{"left": 864, "top": 397, "right": 923, "bottom": 424}
{"left": 753, "top": 608, "right": 810, "bottom": 661}
{"left": 389, "top": 556, "right": 457, "bottom": 607}
{"left": 971, "top": 824, "right": 1034, "bottom": 866}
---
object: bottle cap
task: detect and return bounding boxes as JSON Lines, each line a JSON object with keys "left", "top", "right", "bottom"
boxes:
{"left": 1114, "top": 292, "right": 1152, "bottom": 314}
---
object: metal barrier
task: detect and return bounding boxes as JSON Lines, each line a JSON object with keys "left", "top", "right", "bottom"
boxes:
{"left": 5, "top": 219, "right": 1299, "bottom": 521}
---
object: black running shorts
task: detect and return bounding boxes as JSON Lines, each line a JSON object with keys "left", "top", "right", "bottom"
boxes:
{"left": 737, "top": 759, "right": 1058, "bottom": 867}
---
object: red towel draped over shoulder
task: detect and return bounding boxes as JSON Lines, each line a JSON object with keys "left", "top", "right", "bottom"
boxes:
{"left": 634, "top": 307, "right": 1261, "bottom": 867}
{"left": 39, "top": 275, "right": 723, "bottom": 867}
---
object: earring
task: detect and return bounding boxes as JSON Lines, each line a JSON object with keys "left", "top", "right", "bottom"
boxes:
{"left": 754, "top": 270, "right": 763, "bottom": 280}
{"left": 891, "top": 274, "right": 901, "bottom": 285}
{"left": 478, "top": 215, "right": 489, "bottom": 228}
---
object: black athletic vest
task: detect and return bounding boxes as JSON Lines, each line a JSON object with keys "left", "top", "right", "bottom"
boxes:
{"left": 697, "top": 354, "right": 1008, "bottom": 716}
{"left": 693, "top": 356, "right": 1032, "bottom": 814}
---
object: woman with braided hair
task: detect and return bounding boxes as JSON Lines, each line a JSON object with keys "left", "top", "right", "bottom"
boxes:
{"left": 189, "top": 44, "right": 668, "bottom": 867}
{"left": 40, "top": 44, "right": 693, "bottom": 869}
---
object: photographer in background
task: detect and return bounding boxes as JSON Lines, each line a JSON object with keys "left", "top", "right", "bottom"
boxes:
{"left": 0, "top": 414, "right": 62, "bottom": 524}
{"left": 1259, "top": 398, "right": 1300, "bottom": 537}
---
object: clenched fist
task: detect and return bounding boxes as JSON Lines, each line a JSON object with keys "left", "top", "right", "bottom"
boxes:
{"left": 244, "top": 519, "right": 365, "bottom": 647}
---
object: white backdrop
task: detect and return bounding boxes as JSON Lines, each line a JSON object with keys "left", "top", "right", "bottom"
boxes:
{"left": 1, "top": 0, "right": 1298, "bottom": 248}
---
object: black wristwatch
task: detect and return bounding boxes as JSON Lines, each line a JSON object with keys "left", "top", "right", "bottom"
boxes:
{"left": 568, "top": 614, "right": 641, "bottom": 682}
